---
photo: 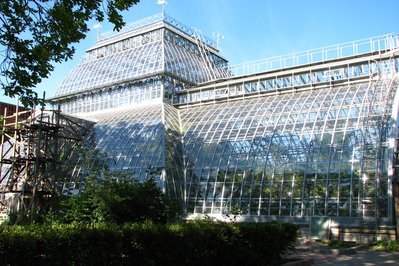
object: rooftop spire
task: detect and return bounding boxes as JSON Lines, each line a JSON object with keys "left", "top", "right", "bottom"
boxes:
{"left": 156, "top": 0, "right": 167, "bottom": 17}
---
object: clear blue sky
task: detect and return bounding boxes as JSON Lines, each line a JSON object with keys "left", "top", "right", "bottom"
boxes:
{"left": 2, "top": 0, "right": 399, "bottom": 105}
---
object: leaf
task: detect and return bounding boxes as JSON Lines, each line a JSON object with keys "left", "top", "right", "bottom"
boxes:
{"left": 0, "top": 0, "right": 140, "bottom": 107}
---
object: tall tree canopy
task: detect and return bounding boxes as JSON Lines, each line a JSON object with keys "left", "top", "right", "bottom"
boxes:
{"left": 0, "top": 0, "right": 140, "bottom": 106}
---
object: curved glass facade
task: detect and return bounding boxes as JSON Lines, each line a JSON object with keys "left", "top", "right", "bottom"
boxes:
{"left": 77, "top": 103, "right": 183, "bottom": 199}
{"left": 82, "top": 104, "right": 165, "bottom": 176}
{"left": 180, "top": 78, "right": 398, "bottom": 220}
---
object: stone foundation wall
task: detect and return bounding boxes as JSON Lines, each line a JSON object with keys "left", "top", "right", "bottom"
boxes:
{"left": 297, "top": 224, "right": 396, "bottom": 243}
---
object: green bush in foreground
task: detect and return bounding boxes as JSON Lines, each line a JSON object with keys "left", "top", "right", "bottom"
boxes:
{"left": 370, "top": 239, "right": 399, "bottom": 252}
{"left": 5, "top": 173, "right": 180, "bottom": 225}
{"left": 0, "top": 221, "right": 298, "bottom": 265}
{"left": 47, "top": 175, "right": 180, "bottom": 225}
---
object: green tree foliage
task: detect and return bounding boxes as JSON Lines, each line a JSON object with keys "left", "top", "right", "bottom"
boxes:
{"left": 0, "top": 0, "right": 140, "bottom": 106}
{"left": 49, "top": 174, "right": 180, "bottom": 224}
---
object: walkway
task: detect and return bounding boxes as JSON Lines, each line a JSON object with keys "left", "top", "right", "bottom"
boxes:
{"left": 315, "top": 250, "right": 399, "bottom": 265}
{"left": 284, "top": 238, "right": 399, "bottom": 266}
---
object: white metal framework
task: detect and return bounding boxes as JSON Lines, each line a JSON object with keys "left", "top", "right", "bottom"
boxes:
{"left": 180, "top": 77, "right": 397, "bottom": 221}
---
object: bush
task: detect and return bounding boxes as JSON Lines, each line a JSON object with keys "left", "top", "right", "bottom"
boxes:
{"left": 0, "top": 221, "right": 299, "bottom": 265}
{"left": 47, "top": 174, "right": 180, "bottom": 225}
{"left": 370, "top": 239, "right": 399, "bottom": 252}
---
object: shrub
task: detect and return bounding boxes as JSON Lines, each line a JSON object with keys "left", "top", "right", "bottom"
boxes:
{"left": 370, "top": 240, "right": 399, "bottom": 252}
{"left": 0, "top": 221, "right": 298, "bottom": 265}
{"left": 47, "top": 174, "right": 180, "bottom": 225}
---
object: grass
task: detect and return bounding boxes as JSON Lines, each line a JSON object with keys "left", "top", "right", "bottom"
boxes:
{"left": 319, "top": 239, "right": 399, "bottom": 252}
{"left": 369, "top": 240, "right": 399, "bottom": 252}
{"left": 320, "top": 239, "right": 358, "bottom": 249}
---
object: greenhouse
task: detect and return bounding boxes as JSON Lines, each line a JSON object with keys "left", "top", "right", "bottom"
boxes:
{"left": 47, "top": 13, "right": 399, "bottom": 231}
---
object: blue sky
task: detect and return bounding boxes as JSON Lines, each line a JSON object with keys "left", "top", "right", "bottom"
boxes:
{"left": 2, "top": 0, "right": 399, "bottom": 104}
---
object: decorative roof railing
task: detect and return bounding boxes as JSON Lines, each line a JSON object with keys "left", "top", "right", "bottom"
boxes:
{"left": 98, "top": 12, "right": 218, "bottom": 50}
{"left": 228, "top": 33, "right": 399, "bottom": 77}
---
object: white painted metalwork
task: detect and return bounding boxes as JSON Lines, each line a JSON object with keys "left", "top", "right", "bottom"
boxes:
{"left": 229, "top": 33, "right": 399, "bottom": 77}
{"left": 180, "top": 77, "right": 398, "bottom": 218}
{"left": 98, "top": 13, "right": 217, "bottom": 49}
{"left": 54, "top": 19, "right": 229, "bottom": 105}
{"left": 174, "top": 55, "right": 399, "bottom": 106}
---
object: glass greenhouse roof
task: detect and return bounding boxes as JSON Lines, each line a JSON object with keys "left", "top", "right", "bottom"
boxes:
{"left": 97, "top": 13, "right": 217, "bottom": 49}
{"left": 54, "top": 13, "right": 228, "bottom": 99}
{"left": 55, "top": 41, "right": 164, "bottom": 97}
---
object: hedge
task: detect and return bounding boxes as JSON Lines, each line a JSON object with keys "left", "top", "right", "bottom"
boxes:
{"left": 0, "top": 221, "right": 298, "bottom": 265}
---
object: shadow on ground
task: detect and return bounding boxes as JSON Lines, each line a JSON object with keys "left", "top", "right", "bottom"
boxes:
{"left": 283, "top": 238, "right": 399, "bottom": 266}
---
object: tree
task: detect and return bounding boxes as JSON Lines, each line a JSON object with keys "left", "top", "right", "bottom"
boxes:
{"left": 0, "top": 0, "right": 140, "bottom": 107}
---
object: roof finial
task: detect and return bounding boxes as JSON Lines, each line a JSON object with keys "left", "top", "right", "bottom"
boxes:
{"left": 213, "top": 31, "right": 224, "bottom": 50}
{"left": 93, "top": 23, "right": 102, "bottom": 41}
{"left": 157, "top": 0, "right": 167, "bottom": 17}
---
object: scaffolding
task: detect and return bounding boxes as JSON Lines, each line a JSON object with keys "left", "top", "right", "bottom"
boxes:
{"left": 0, "top": 102, "right": 93, "bottom": 223}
